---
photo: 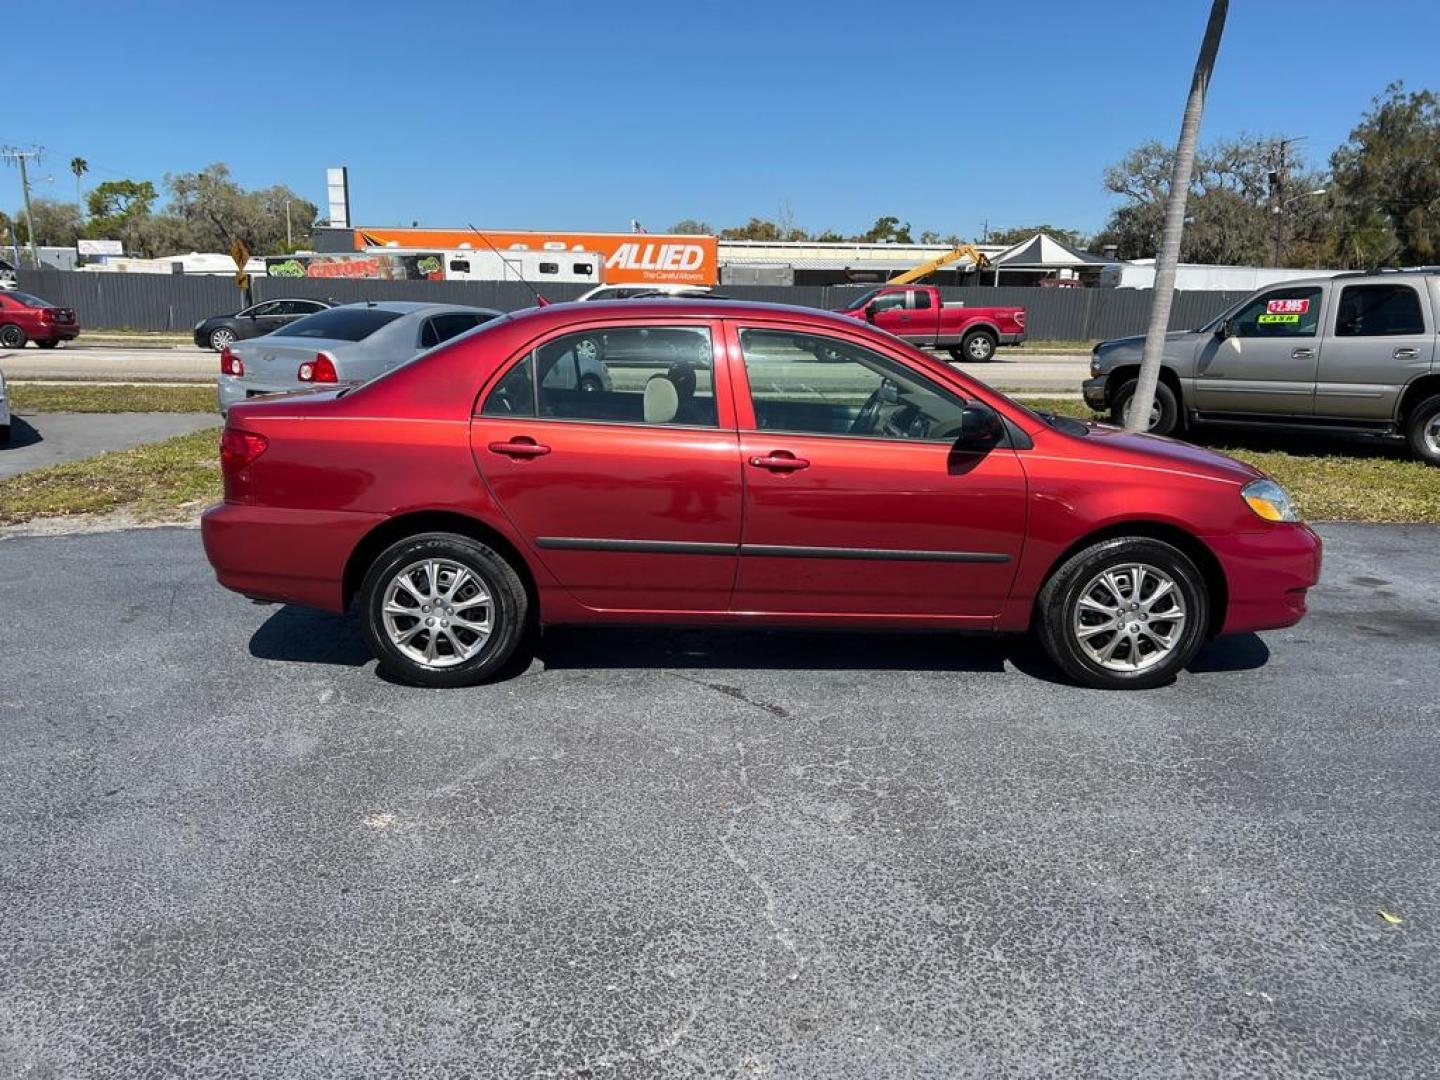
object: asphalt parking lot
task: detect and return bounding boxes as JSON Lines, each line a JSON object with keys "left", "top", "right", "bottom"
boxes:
{"left": 2, "top": 523, "right": 1436, "bottom": 1077}
{"left": 0, "top": 412, "right": 219, "bottom": 479}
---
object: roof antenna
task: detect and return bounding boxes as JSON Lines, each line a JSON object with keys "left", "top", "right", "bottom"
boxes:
{"left": 466, "top": 223, "right": 549, "bottom": 307}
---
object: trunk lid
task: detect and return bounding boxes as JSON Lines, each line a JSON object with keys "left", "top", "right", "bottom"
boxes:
{"left": 231, "top": 336, "right": 348, "bottom": 387}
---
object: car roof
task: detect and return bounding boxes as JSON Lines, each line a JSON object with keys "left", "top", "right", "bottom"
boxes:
{"left": 511, "top": 298, "right": 859, "bottom": 330}
{"left": 330, "top": 300, "right": 494, "bottom": 315}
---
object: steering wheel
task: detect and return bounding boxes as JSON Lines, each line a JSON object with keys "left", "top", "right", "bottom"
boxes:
{"left": 850, "top": 384, "right": 887, "bottom": 435}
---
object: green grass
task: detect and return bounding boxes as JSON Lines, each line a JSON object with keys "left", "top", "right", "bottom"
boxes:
{"left": 1009, "top": 340, "right": 1100, "bottom": 354}
{"left": 0, "top": 427, "right": 220, "bottom": 526}
{"left": 1, "top": 396, "right": 1436, "bottom": 527}
{"left": 8, "top": 383, "right": 215, "bottom": 414}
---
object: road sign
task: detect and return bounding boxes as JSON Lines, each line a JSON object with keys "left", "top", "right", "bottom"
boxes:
{"left": 230, "top": 238, "right": 251, "bottom": 269}
{"left": 234, "top": 272, "right": 251, "bottom": 290}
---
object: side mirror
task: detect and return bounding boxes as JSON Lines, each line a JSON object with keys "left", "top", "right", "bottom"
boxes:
{"left": 1215, "top": 319, "right": 1233, "bottom": 340}
{"left": 864, "top": 302, "right": 878, "bottom": 323}
{"left": 956, "top": 402, "right": 1004, "bottom": 451}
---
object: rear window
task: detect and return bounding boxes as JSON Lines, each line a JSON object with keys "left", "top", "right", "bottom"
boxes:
{"left": 6, "top": 291, "right": 54, "bottom": 308}
{"left": 273, "top": 307, "right": 405, "bottom": 341}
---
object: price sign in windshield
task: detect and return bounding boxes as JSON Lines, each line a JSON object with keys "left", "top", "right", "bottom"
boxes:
{"left": 1266, "top": 298, "right": 1310, "bottom": 315}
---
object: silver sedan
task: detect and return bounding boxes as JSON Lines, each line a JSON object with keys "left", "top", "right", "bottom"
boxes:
{"left": 217, "top": 301, "right": 503, "bottom": 415}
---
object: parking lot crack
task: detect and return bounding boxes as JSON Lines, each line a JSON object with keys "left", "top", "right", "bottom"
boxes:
{"left": 669, "top": 672, "right": 792, "bottom": 720}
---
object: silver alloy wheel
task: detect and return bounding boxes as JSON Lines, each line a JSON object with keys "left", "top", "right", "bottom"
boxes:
{"left": 211, "top": 328, "right": 235, "bottom": 350}
{"left": 574, "top": 337, "right": 599, "bottom": 364}
{"left": 381, "top": 558, "right": 494, "bottom": 669}
{"left": 1425, "top": 412, "right": 1440, "bottom": 455}
{"left": 1072, "top": 562, "right": 1187, "bottom": 673}
{"left": 967, "top": 334, "right": 994, "bottom": 360}
{"left": 1122, "top": 393, "right": 1162, "bottom": 430}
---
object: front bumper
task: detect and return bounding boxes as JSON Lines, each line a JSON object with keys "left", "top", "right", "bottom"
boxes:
{"left": 1207, "top": 523, "right": 1323, "bottom": 635}
{"left": 1082, "top": 375, "right": 1109, "bottom": 411}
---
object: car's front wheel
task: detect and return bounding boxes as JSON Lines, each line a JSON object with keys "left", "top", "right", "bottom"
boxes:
{"left": 358, "top": 532, "right": 529, "bottom": 688}
{"left": 1110, "top": 379, "right": 1180, "bottom": 435}
{"left": 1035, "top": 536, "right": 1210, "bottom": 690}
{"left": 1403, "top": 393, "right": 1440, "bottom": 467}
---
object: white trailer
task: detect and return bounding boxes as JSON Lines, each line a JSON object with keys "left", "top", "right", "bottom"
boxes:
{"left": 365, "top": 245, "right": 604, "bottom": 285}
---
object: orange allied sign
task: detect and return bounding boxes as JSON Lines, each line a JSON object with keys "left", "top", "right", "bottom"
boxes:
{"left": 353, "top": 228, "right": 718, "bottom": 286}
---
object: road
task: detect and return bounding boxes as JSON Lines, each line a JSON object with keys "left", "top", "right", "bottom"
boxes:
{"left": 1, "top": 524, "right": 1435, "bottom": 1078}
{"left": 0, "top": 342, "right": 1091, "bottom": 394}
{"left": 0, "top": 412, "right": 219, "bottom": 479}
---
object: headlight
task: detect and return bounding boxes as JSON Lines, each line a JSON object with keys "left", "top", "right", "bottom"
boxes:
{"left": 1242, "top": 479, "right": 1301, "bottom": 522}
{"left": 1089, "top": 345, "right": 1102, "bottom": 377}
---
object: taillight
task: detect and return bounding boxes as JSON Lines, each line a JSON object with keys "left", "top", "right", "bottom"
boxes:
{"left": 1014, "top": 310, "right": 1027, "bottom": 327}
{"left": 39, "top": 308, "right": 54, "bottom": 322}
{"left": 297, "top": 353, "right": 337, "bottom": 383}
{"left": 219, "top": 428, "right": 268, "bottom": 474}
{"left": 220, "top": 346, "right": 244, "bottom": 377}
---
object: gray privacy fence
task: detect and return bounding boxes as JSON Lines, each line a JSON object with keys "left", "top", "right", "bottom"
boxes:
{"left": 16, "top": 269, "right": 1248, "bottom": 342}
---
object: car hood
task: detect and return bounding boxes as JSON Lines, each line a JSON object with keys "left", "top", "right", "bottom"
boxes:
{"left": 1079, "top": 421, "right": 1264, "bottom": 484}
{"left": 1100, "top": 330, "right": 1199, "bottom": 351}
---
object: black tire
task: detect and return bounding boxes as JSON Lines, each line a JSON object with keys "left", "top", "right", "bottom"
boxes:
{"left": 35, "top": 339, "right": 58, "bottom": 349}
{"left": 958, "top": 329, "right": 997, "bottom": 362}
{"left": 1109, "top": 378, "right": 1181, "bottom": 435}
{"left": 578, "top": 374, "right": 603, "bottom": 393}
{"left": 209, "top": 327, "right": 236, "bottom": 352}
{"left": 1403, "top": 393, "right": 1440, "bottom": 467}
{"left": 0, "top": 423, "right": 10, "bottom": 445}
{"left": 0, "top": 324, "right": 26, "bottom": 349}
{"left": 1035, "top": 536, "right": 1210, "bottom": 691}
{"left": 358, "top": 532, "right": 529, "bottom": 688}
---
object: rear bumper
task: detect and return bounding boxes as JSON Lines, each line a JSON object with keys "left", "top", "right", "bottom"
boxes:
{"left": 36, "top": 326, "right": 80, "bottom": 343}
{"left": 1082, "top": 375, "right": 1109, "bottom": 410}
{"left": 1207, "top": 523, "right": 1323, "bottom": 635}
{"left": 201, "top": 501, "right": 386, "bottom": 613}
{"left": 999, "top": 331, "right": 1025, "bottom": 346}
{"left": 218, "top": 375, "right": 300, "bottom": 416}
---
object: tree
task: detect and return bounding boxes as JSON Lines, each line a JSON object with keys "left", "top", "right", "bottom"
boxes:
{"left": 82, "top": 179, "right": 161, "bottom": 256}
{"left": 856, "top": 215, "right": 912, "bottom": 244}
{"left": 70, "top": 157, "right": 88, "bottom": 222}
{"left": 668, "top": 219, "right": 715, "bottom": 235}
{"left": 987, "top": 224, "right": 1088, "bottom": 249}
{"left": 13, "top": 198, "right": 83, "bottom": 247}
{"left": 163, "top": 164, "right": 317, "bottom": 255}
{"left": 1128, "top": 0, "right": 1227, "bottom": 434}
{"left": 719, "top": 217, "right": 785, "bottom": 241}
{"left": 1329, "top": 82, "right": 1440, "bottom": 267}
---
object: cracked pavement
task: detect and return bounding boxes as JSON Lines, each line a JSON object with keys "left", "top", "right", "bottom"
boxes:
{"left": 1, "top": 524, "right": 1437, "bottom": 1077}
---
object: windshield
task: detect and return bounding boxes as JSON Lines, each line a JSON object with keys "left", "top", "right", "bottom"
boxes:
{"left": 837, "top": 288, "right": 881, "bottom": 311}
{"left": 8, "top": 291, "right": 55, "bottom": 308}
{"left": 273, "top": 307, "right": 404, "bottom": 341}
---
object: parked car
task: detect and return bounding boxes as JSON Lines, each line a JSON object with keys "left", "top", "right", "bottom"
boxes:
{"left": 0, "top": 289, "right": 80, "bottom": 349}
{"left": 217, "top": 301, "right": 503, "bottom": 415}
{"left": 834, "top": 284, "right": 1027, "bottom": 362}
{"left": 578, "top": 284, "right": 713, "bottom": 302}
{"left": 0, "top": 367, "right": 10, "bottom": 443}
{"left": 194, "top": 298, "right": 335, "bottom": 351}
{"left": 1084, "top": 270, "right": 1440, "bottom": 464}
{"left": 203, "top": 299, "right": 1320, "bottom": 692}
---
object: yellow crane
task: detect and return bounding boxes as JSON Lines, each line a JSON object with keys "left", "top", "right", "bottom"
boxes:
{"left": 886, "top": 243, "right": 991, "bottom": 286}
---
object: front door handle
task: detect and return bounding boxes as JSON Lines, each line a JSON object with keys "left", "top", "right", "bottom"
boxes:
{"left": 1394, "top": 347, "right": 1420, "bottom": 359}
{"left": 748, "top": 452, "right": 810, "bottom": 472}
{"left": 488, "top": 438, "right": 551, "bottom": 459}
{"left": 1291, "top": 347, "right": 1315, "bottom": 359}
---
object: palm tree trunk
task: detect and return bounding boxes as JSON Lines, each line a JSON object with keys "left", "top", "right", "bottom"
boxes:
{"left": 1126, "top": 0, "right": 1229, "bottom": 432}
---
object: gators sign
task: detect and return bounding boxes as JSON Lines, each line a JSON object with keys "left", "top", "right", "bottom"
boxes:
{"left": 352, "top": 228, "right": 718, "bottom": 285}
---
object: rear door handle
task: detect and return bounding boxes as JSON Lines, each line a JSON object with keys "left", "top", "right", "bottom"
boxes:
{"left": 748, "top": 452, "right": 810, "bottom": 472}
{"left": 1394, "top": 347, "right": 1420, "bottom": 359}
{"left": 488, "top": 438, "right": 551, "bottom": 459}
{"left": 1291, "top": 347, "right": 1315, "bottom": 359}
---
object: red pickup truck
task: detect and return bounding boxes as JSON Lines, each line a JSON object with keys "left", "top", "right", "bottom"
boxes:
{"left": 834, "top": 284, "right": 1025, "bottom": 361}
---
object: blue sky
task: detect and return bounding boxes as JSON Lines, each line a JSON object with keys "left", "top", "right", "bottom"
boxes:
{"left": 11, "top": 1, "right": 1438, "bottom": 239}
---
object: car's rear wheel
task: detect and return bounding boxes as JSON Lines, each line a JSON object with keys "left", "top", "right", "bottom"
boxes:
{"left": 0, "top": 324, "right": 26, "bottom": 349}
{"left": 209, "top": 327, "right": 236, "bottom": 351}
{"left": 1036, "top": 536, "right": 1210, "bottom": 690}
{"left": 578, "top": 374, "right": 604, "bottom": 393}
{"left": 0, "top": 423, "right": 10, "bottom": 445}
{"left": 958, "top": 329, "right": 997, "bottom": 362}
{"left": 359, "top": 532, "right": 529, "bottom": 688}
{"left": 1403, "top": 393, "right": 1440, "bottom": 467}
{"left": 1109, "top": 379, "right": 1180, "bottom": 435}
{"left": 35, "top": 340, "right": 58, "bottom": 349}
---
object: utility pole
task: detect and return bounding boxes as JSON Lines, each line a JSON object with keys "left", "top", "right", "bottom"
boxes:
{"left": 3, "top": 146, "right": 44, "bottom": 269}
{"left": 1126, "top": 0, "right": 1228, "bottom": 434}
{"left": 1267, "top": 137, "right": 1306, "bottom": 266}
{"left": 285, "top": 199, "right": 293, "bottom": 248}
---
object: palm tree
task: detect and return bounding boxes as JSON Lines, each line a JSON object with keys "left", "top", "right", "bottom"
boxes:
{"left": 1126, "top": 1, "right": 1229, "bottom": 432}
{"left": 70, "top": 157, "right": 89, "bottom": 223}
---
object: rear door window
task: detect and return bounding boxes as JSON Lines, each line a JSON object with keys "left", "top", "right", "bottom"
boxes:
{"left": 910, "top": 289, "right": 932, "bottom": 310}
{"left": 274, "top": 307, "right": 405, "bottom": 341}
{"left": 1334, "top": 284, "right": 1425, "bottom": 337}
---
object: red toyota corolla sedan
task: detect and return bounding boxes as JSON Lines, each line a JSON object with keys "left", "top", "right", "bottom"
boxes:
{"left": 202, "top": 300, "right": 1321, "bottom": 691}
